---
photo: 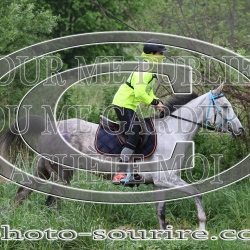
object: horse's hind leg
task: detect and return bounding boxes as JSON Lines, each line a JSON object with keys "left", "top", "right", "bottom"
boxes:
{"left": 14, "top": 157, "right": 50, "bottom": 206}
{"left": 44, "top": 164, "right": 73, "bottom": 210}
{"left": 14, "top": 187, "right": 33, "bottom": 206}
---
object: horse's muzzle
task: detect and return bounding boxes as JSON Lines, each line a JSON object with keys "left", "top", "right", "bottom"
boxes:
{"left": 229, "top": 126, "right": 245, "bottom": 137}
{"left": 238, "top": 127, "right": 245, "bottom": 135}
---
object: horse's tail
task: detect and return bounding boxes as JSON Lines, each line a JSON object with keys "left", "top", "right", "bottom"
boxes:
{"left": 0, "top": 115, "right": 46, "bottom": 180}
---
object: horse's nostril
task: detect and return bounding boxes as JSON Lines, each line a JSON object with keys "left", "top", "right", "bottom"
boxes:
{"left": 239, "top": 127, "right": 245, "bottom": 134}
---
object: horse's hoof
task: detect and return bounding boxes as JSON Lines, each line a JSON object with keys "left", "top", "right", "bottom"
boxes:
{"left": 45, "top": 195, "right": 54, "bottom": 206}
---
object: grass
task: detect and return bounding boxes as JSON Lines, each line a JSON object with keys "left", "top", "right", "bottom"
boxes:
{"left": 1, "top": 177, "right": 250, "bottom": 249}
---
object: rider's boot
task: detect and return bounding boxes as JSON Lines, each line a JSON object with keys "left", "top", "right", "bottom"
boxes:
{"left": 112, "top": 147, "right": 143, "bottom": 186}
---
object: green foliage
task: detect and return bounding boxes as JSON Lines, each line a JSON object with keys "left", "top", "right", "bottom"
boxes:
{"left": 0, "top": 0, "right": 57, "bottom": 54}
{"left": 159, "top": 0, "right": 250, "bottom": 51}
{"left": 56, "top": 82, "right": 119, "bottom": 123}
{"left": 31, "top": 0, "right": 145, "bottom": 67}
{"left": 0, "top": 0, "right": 58, "bottom": 133}
{"left": 181, "top": 131, "right": 248, "bottom": 183}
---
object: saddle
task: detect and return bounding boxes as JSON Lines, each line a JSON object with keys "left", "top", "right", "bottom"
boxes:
{"left": 94, "top": 115, "right": 157, "bottom": 158}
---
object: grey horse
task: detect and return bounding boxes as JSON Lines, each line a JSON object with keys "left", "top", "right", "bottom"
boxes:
{"left": 0, "top": 85, "right": 244, "bottom": 231}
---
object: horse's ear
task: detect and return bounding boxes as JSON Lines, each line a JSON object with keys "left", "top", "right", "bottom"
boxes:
{"left": 212, "top": 83, "right": 224, "bottom": 95}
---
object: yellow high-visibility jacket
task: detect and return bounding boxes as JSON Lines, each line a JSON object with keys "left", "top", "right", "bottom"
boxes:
{"left": 112, "top": 52, "right": 164, "bottom": 111}
{"left": 112, "top": 71, "right": 158, "bottom": 111}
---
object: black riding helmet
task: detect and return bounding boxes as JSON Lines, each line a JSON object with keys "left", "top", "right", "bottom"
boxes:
{"left": 143, "top": 38, "right": 169, "bottom": 54}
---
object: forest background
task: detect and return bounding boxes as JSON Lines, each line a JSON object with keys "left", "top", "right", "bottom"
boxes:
{"left": 0, "top": 0, "right": 250, "bottom": 249}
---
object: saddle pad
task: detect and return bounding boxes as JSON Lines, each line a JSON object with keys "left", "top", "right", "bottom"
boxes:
{"left": 94, "top": 118, "right": 157, "bottom": 158}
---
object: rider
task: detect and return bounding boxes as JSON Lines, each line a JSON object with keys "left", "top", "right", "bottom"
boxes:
{"left": 112, "top": 38, "right": 168, "bottom": 185}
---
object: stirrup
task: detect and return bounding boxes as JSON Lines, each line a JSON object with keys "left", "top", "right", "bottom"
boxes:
{"left": 120, "top": 173, "right": 133, "bottom": 184}
{"left": 121, "top": 173, "right": 144, "bottom": 187}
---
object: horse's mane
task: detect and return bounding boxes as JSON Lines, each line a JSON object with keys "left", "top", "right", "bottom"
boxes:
{"left": 162, "top": 92, "right": 198, "bottom": 117}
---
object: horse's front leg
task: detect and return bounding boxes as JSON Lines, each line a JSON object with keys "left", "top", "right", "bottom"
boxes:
{"left": 153, "top": 172, "right": 206, "bottom": 231}
{"left": 154, "top": 186, "right": 167, "bottom": 230}
{"left": 193, "top": 195, "right": 206, "bottom": 231}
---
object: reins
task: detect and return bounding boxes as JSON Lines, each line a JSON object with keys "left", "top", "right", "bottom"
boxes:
{"left": 168, "top": 114, "right": 215, "bottom": 131}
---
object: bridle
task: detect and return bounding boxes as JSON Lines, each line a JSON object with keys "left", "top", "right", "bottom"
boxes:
{"left": 204, "top": 90, "right": 236, "bottom": 130}
{"left": 168, "top": 90, "right": 237, "bottom": 131}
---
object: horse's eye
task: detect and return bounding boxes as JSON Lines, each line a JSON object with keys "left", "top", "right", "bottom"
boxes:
{"left": 221, "top": 103, "right": 230, "bottom": 109}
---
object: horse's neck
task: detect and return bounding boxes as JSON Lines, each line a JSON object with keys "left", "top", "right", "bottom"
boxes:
{"left": 154, "top": 95, "right": 206, "bottom": 140}
{"left": 171, "top": 95, "right": 206, "bottom": 124}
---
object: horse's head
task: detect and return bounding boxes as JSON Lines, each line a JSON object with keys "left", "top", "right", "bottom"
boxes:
{"left": 204, "top": 84, "right": 244, "bottom": 137}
